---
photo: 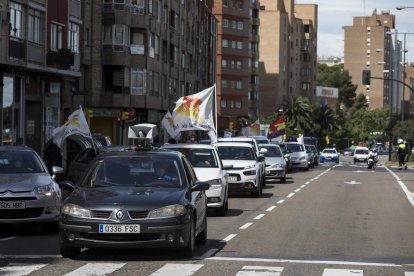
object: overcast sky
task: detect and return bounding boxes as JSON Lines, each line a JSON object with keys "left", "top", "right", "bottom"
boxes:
{"left": 296, "top": 0, "right": 414, "bottom": 63}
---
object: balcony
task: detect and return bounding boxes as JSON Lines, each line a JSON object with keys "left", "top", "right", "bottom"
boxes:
{"left": 9, "top": 37, "right": 26, "bottom": 60}
{"left": 46, "top": 49, "right": 75, "bottom": 70}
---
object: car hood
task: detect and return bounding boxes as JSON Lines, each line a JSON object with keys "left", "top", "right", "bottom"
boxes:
{"left": 222, "top": 160, "right": 256, "bottom": 169}
{"left": 322, "top": 153, "right": 337, "bottom": 157}
{"left": 0, "top": 174, "right": 52, "bottom": 193}
{"left": 67, "top": 186, "right": 187, "bottom": 208}
{"left": 265, "top": 157, "right": 285, "bottom": 165}
{"left": 193, "top": 168, "right": 223, "bottom": 181}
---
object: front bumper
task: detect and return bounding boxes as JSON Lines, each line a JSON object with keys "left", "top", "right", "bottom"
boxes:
{"left": 226, "top": 172, "right": 259, "bottom": 194}
{"left": 59, "top": 214, "right": 191, "bottom": 249}
{"left": 206, "top": 185, "right": 226, "bottom": 208}
{"left": 265, "top": 168, "right": 286, "bottom": 179}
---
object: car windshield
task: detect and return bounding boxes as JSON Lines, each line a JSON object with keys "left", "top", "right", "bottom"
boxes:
{"left": 0, "top": 151, "right": 45, "bottom": 174}
{"left": 286, "top": 143, "right": 304, "bottom": 152}
{"left": 323, "top": 150, "right": 336, "bottom": 154}
{"left": 86, "top": 157, "right": 182, "bottom": 188}
{"left": 217, "top": 146, "right": 254, "bottom": 160}
{"left": 261, "top": 146, "right": 282, "bottom": 157}
{"left": 169, "top": 148, "right": 219, "bottom": 168}
{"left": 355, "top": 149, "right": 369, "bottom": 154}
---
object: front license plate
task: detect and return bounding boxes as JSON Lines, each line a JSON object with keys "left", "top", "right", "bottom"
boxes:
{"left": 0, "top": 201, "right": 25, "bottom": 209}
{"left": 228, "top": 176, "right": 238, "bottom": 182}
{"left": 99, "top": 224, "right": 140, "bottom": 233}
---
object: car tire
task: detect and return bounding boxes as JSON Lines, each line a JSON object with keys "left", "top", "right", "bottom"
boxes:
{"left": 196, "top": 215, "right": 207, "bottom": 245}
{"left": 215, "top": 200, "right": 227, "bottom": 217}
{"left": 180, "top": 220, "right": 195, "bottom": 258}
{"left": 251, "top": 182, "right": 262, "bottom": 198}
{"left": 60, "top": 243, "right": 81, "bottom": 259}
{"left": 280, "top": 177, "right": 286, "bottom": 183}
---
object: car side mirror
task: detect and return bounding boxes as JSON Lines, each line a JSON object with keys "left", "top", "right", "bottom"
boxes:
{"left": 191, "top": 181, "right": 210, "bottom": 191}
{"left": 223, "top": 164, "right": 233, "bottom": 170}
{"left": 58, "top": 180, "right": 76, "bottom": 192}
{"left": 258, "top": 155, "right": 265, "bottom": 162}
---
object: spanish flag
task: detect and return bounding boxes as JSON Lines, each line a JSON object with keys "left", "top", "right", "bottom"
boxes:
{"left": 267, "top": 116, "right": 286, "bottom": 139}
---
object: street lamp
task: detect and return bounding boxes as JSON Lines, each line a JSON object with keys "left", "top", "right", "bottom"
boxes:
{"left": 396, "top": 6, "right": 414, "bottom": 10}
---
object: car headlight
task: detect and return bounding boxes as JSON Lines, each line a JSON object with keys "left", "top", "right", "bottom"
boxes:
{"left": 300, "top": 156, "right": 306, "bottom": 160}
{"left": 270, "top": 163, "right": 284, "bottom": 169}
{"left": 62, "top": 203, "right": 92, "bottom": 218}
{"left": 148, "top": 204, "right": 186, "bottom": 218}
{"left": 244, "top": 164, "right": 255, "bottom": 170}
{"left": 34, "top": 184, "right": 54, "bottom": 196}
{"left": 243, "top": 170, "right": 256, "bottom": 176}
{"left": 207, "top": 178, "right": 223, "bottom": 188}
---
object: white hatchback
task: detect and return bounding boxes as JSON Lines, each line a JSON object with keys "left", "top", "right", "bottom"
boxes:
{"left": 353, "top": 146, "right": 370, "bottom": 164}
{"left": 160, "top": 143, "right": 231, "bottom": 216}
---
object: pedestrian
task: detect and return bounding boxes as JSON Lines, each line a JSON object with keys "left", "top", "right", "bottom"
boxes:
{"left": 396, "top": 138, "right": 407, "bottom": 170}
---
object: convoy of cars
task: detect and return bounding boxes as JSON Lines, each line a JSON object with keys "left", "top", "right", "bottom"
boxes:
{"left": 2, "top": 132, "right": 369, "bottom": 259}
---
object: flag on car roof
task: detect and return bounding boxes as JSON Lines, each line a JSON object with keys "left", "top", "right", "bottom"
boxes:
{"left": 267, "top": 116, "right": 285, "bottom": 139}
{"left": 249, "top": 119, "right": 261, "bottom": 136}
{"left": 161, "top": 110, "right": 180, "bottom": 139}
{"left": 172, "top": 85, "right": 216, "bottom": 132}
{"left": 52, "top": 106, "right": 92, "bottom": 150}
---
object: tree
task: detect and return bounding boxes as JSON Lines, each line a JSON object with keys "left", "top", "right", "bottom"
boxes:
{"left": 281, "top": 97, "right": 313, "bottom": 135}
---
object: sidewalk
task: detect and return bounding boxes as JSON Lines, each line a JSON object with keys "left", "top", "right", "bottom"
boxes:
{"left": 382, "top": 156, "right": 414, "bottom": 201}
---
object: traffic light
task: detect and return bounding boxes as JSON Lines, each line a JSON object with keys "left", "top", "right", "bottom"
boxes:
{"left": 121, "top": 111, "right": 129, "bottom": 120}
{"left": 87, "top": 109, "right": 93, "bottom": 118}
{"left": 362, "top": 70, "right": 371, "bottom": 85}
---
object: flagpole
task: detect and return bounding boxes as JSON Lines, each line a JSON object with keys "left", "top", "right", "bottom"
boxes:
{"left": 214, "top": 83, "right": 218, "bottom": 141}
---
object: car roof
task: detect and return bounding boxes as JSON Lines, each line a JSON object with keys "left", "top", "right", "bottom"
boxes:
{"left": 219, "top": 137, "right": 256, "bottom": 142}
{"left": 95, "top": 149, "right": 183, "bottom": 160}
{"left": 258, "top": 143, "right": 279, "bottom": 147}
{"left": 217, "top": 142, "right": 254, "bottom": 148}
{"left": 0, "top": 145, "right": 35, "bottom": 152}
{"left": 160, "top": 143, "right": 215, "bottom": 150}
{"left": 322, "top": 148, "right": 337, "bottom": 151}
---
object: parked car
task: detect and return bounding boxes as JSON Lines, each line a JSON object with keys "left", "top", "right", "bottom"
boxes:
{"left": 160, "top": 143, "right": 231, "bottom": 216}
{"left": 58, "top": 148, "right": 209, "bottom": 259}
{"left": 280, "top": 142, "right": 309, "bottom": 170}
{"left": 258, "top": 144, "right": 287, "bottom": 183}
{"left": 319, "top": 148, "right": 340, "bottom": 163}
{"left": 216, "top": 142, "right": 264, "bottom": 197}
{"left": 353, "top": 146, "right": 370, "bottom": 164}
{"left": 0, "top": 145, "right": 62, "bottom": 233}
{"left": 249, "top": 135, "right": 269, "bottom": 144}
{"left": 273, "top": 142, "right": 293, "bottom": 173}
{"left": 218, "top": 137, "right": 266, "bottom": 186}
{"left": 305, "top": 144, "right": 318, "bottom": 167}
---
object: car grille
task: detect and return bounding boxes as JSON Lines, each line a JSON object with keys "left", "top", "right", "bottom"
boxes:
{"left": 91, "top": 210, "right": 112, "bottom": 219}
{"left": 0, "top": 208, "right": 43, "bottom": 219}
{"left": 80, "top": 233, "right": 161, "bottom": 242}
{"left": 128, "top": 211, "right": 149, "bottom": 219}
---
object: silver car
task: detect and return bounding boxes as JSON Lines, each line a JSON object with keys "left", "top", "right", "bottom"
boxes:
{"left": 0, "top": 146, "right": 61, "bottom": 232}
{"left": 259, "top": 144, "right": 287, "bottom": 183}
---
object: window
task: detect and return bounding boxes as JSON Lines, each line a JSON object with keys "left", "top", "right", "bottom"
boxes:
{"left": 102, "top": 24, "right": 130, "bottom": 50}
{"left": 223, "top": 19, "right": 228, "bottom": 28}
{"left": 50, "top": 23, "right": 63, "bottom": 51}
{"left": 222, "top": 39, "right": 228, "bottom": 48}
{"left": 237, "top": 22, "right": 243, "bottom": 30}
{"left": 68, "top": 22, "right": 79, "bottom": 53}
{"left": 237, "top": 41, "right": 243, "bottom": 49}
{"left": 221, "top": 99, "right": 226, "bottom": 108}
{"left": 229, "top": 100, "right": 234, "bottom": 108}
{"left": 236, "top": 81, "right": 242, "bottom": 89}
{"left": 131, "top": 68, "right": 146, "bottom": 95}
{"left": 221, "top": 80, "right": 227, "bottom": 88}
{"left": 9, "top": 2, "right": 23, "bottom": 38}
{"left": 236, "top": 61, "right": 242, "bottom": 69}
{"left": 28, "top": 9, "right": 42, "bottom": 44}
{"left": 222, "top": 59, "right": 227, "bottom": 68}
{"left": 235, "top": 100, "right": 241, "bottom": 108}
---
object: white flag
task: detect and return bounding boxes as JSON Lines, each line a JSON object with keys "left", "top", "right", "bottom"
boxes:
{"left": 161, "top": 111, "right": 180, "bottom": 138}
{"left": 52, "top": 106, "right": 92, "bottom": 149}
{"left": 172, "top": 85, "right": 216, "bottom": 132}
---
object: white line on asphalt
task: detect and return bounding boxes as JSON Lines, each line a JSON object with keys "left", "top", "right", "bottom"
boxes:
{"left": 237, "top": 266, "right": 284, "bottom": 275}
{"left": 385, "top": 166, "right": 414, "bottom": 207}
{"left": 206, "top": 256, "right": 403, "bottom": 267}
{"left": 305, "top": 181, "right": 311, "bottom": 185}
{"left": 254, "top": 214, "right": 265, "bottom": 220}
{"left": 277, "top": 199, "right": 285, "bottom": 204}
{"left": 150, "top": 264, "right": 204, "bottom": 276}
{"left": 64, "top": 263, "right": 126, "bottom": 276}
{"left": 323, "top": 268, "right": 363, "bottom": 276}
{"left": 266, "top": 206, "right": 277, "bottom": 211}
{"left": 405, "top": 272, "right": 414, "bottom": 276}
{"left": 294, "top": 188, "right": 301, "bottom": 192}
{"left": 300, "top": 185, "right": 306, "bottom": 188}
{"left": 286, "top": 193, "right": 295, "bottom": 198}
{"left": 240, "top": 223, "right": 253, "bottom": 229}
{"left": 221, "top": 234, "right": 237, "bottom": 242}
{"left": 0, "top": 263, "right": 48, "bottom": 276}
{"left": 0, "top": 236, "right": 16, "bottom": 241}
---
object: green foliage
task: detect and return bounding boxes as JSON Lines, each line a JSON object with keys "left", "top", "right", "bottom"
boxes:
{"left": 392, "top": 119, "right": 414, "bottom": 142}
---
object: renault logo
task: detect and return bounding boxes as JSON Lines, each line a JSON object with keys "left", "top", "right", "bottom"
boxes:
{"left": 116, "top": 210, "right": 124, "bottom": 220}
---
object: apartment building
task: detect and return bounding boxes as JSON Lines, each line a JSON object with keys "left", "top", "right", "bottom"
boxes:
{"left": 343, "top": 9, "right": 395, "bottom": 110}
{"left": 258, "top": 0, "right": 317, "bottom": 117}
{"left": 210, "top": 0, "right": 260, "bottom": 136}
{"left": 77, "top": 0, "right": 217, "bottom": 144}
{"left": 0, "top": 0, "right": 82, "bottom": 153}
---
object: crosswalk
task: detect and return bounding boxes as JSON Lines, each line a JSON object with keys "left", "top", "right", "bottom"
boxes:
{"left": 0, "top": 262, "right": 413, "bottom": 276}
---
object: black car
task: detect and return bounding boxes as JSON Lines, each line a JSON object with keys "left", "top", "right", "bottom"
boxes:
{"left": 58, "top": 149, "right": 209, "bottom": 259}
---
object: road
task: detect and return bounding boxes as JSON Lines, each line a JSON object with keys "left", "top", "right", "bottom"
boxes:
{"left": 1, "top": 155, "right": 414, "bottom": 275}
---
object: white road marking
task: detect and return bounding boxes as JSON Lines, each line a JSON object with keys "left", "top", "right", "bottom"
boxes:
{"left": 323, "top": 268, "right": 363, "bottom": 276}
{"left": 286, "top": 193, "right": 295, "bottom": 198}
{"left": 254, "top": 214, "right": 265, "bottom": 220}
{"left": 344, "top": 181, "right": 361, "bottom": 185}
{"left": 150, "top": 264, "right": 204, "bottom": 276}
{"left": 405, "top": 272, "right": 414, "bottom": 276}
{"left": 221, "top": 234, "right": 237, "bottom": 242}
{"left": 300, "top": 185, "right": 306, "bottom": 188}
{"left": 294, "top": 188, "right": 301, "bottom": 192}
{"left": 240, "top": 223, "right": 253, "bottom": 229}
{"left": 277, "top": 199, "right": 285, "bottom": 204}
{"left": 266, "top": 206, "right": 277, "bottom": 211}
{"left": 237, "top": 265, "right": 284, "bottom": 275}
{"left": 206, "top": 256, "right": 403, "bottom": 267}
{"left": 385, "top": 166, "right": 414, "bottom": 207}
{"left": 0, "top": 236, "right": 16, "bottom": 241}
{"left": 305, "top": 181, "right": 311, "bottom": 185}
{"left": 0, "top": 263, "right": 47, "bottom": 276}
{"left": 64, "top": 263, "right": 126, "bottom": 276}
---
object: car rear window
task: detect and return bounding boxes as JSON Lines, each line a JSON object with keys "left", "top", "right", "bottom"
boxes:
{"left": 0, "top": 151, "right": 45, "bottom": 174}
